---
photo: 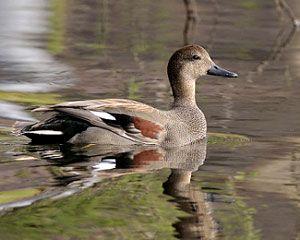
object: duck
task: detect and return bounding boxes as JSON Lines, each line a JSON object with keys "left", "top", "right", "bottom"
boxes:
{"left": 18, "top": 45, "right": 237, "bottom": 147}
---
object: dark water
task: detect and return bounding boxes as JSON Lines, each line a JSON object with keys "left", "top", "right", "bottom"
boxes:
{"left": 0, "top": 0, "right": 300, "bottom": 239}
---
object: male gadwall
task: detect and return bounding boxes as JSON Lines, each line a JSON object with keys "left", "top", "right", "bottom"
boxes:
{"left": 19, "top": 45, "right": 237, "bottom": 147}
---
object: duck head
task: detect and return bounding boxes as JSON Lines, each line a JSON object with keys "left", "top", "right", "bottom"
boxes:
{"left": 167, "top": 45, "right": 238, "bottom": 104}
{"left": 167, "top": 44, "right": 237, "bottom": 82}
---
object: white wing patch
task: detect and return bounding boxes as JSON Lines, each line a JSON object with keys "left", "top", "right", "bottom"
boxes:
{"left": 90, "top": 111, "right": 116, "bottom": 121}
{"left": 92, "top": 159, "right": 116, "bottom": 171}
{"left": 24, "top": 130, "right": 64, "bottom": 135}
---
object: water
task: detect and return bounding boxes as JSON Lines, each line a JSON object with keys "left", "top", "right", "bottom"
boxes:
{"left": 0, "top": 0, "right": 300, "bottom": 239}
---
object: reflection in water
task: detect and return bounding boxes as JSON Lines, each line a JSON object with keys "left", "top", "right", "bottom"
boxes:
{"left": 163, "top": 169, "right": 216, "bottom": 239}
{"left": 0, "top": 0, "right": 300, "bottom": 239}
{"left": 246, "top": 0, "right": 298, "bottom": 82}
{"left": 0, "top": 140, "right": 212, "bottom": 239}
{"left": 0, "top": 1, "right": 74, "bottom": 122}
{"left": 0, "top": 101, "right": 35, "bottom": 121}
{"left": 183, "top": 0, "right": 199, "bottom": 45}
{"left": 0, "top": 1, "right": 73, "bottom": 91}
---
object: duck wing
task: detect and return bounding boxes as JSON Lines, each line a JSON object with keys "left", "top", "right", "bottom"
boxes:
{"left": 22, "top": 99, "right": 167, "bottom": 144}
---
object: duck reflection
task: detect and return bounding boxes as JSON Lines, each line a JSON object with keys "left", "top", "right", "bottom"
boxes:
{"left": 1, "top": 139, "right": 215, "bottom": 238}
{"left": 47, "top": 140, "right": 207, "bottom": 184}
{"left": 163, "top": 168, "right": 216, "bottom": 239}
{"left": 38, "top": 140, "right": 215, "bottom": 239}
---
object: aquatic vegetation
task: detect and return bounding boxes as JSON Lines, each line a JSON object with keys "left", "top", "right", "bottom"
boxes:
{"left": 215, "top": 182, "right": 260, "bottom": 240}
{"left": 208, "top": 132, "right": 250, "bottom": 148}
{"left": 195, "top": 173, "right": 261, "bottom": 240}
{"left": 128, "top": 80, "right": 142, "bottom": 100}
{"left": 48, "top": 0, "right": 65, "bottom": 55}
{"left": 0, "top": 188, "right": 41, "bottom": 205}
{"left": 0, "top": 91, "right": 61, "bottom": 105}
{"left": 239, "top": 0, "right": 259, "bottom": 10}
{"left": 0, "top": 170, "right": 188, "bottom": 240}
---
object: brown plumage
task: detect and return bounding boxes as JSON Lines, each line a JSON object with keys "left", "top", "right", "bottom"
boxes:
{"left": 132, "top": 117, "right": 163, "bottom": 139}
{"left": 17, "top": 45, "right": 237, "bottom": 146}
{"left": 133, "top": 149, "right": 162, "bottom": 166}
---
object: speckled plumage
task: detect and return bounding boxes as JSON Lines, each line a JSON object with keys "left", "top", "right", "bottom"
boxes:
{"left": 18, "top": 45, "right": 237, "bottom": 147}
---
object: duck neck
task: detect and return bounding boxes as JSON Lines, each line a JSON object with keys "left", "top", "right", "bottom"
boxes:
{"left": 171, "top": 76, "right": 196, "bottom": 107}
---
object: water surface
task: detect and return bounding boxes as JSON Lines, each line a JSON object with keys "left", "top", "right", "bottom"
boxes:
{"left": 0, "top": 0, "right": 300, "bottom": 239}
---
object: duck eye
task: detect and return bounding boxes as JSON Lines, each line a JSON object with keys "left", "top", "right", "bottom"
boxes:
{"left": 192, "top": 55, "right": 201, "bottom": 60}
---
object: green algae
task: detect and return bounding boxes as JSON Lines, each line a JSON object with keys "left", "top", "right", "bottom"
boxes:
{"left": 128, "top": 80, "right": 141, "bottom": 100}
{"left": 208, "top": 132, "right": 251, "bottom": 147}
{"left": 195, "top": 173, "right": 261, "bottom": 240}
{"left": 74, "top": 42, "right": 108, "bottom": 52}
{"left": 215, "top": 182, "right": 260, "bottom": 240}
{"left": 0, "top": 91, "right": 61, "bottom": 105}
{"left": 0, "top": 188, "right": 41, "bottom": 205}
{"left": 48, "top": 0, "right": 65, "bottom": 55}
{"left": 239, "top": 0, "right": 259, "bottom": 10}
{"left": 0, "top": 170, "right": 187, "bottom": 240}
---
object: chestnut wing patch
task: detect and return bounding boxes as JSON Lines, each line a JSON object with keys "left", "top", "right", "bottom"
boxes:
{"left": 133, "top": 149, "right": 162, "bottom": 166}
{"left": 132, "top": 117, "right": 163, "bottom": 139}
{"left": 97, "top": 112, "right": 163, "bottom": 140}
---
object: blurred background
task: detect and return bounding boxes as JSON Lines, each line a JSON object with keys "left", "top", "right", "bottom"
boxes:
{"left": 0, "top": 0, "right": 299, "bottom": 239}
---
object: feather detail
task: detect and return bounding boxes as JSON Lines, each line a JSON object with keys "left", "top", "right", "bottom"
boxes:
{"left": 23, "top": 130, "right": 64, "bottom": 135}
{"left": 90, "top": 111, "right": 116, "bottom": 120}
{"left": 25, "top": 99, "right": 166, "bottom": 145}
{"left": 132, "top": 117, "right": 163, "bottom": 139}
